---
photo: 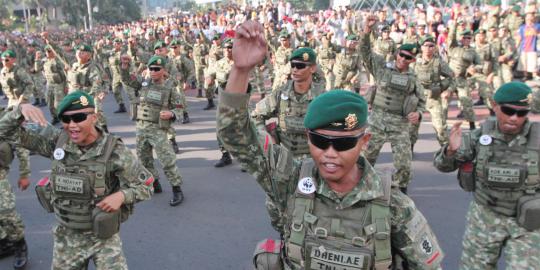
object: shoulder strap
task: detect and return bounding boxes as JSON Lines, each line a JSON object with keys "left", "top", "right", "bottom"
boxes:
{"left": 371, "top": 169, "right": 392, "bottom": 269}
{"left": 481, "top": 118, "right": 497, "bottom": 135}
{"left": 526, "top": 122, "right": 540, "bottom": 191}
{"left": 527, "top": 122, "right": 540, "bottom": 150}
{"left": 55, "top": 131, "right": 69, "bottom": 149}
{"left": 95, "top": 135, "right": 118, "bottom": 196}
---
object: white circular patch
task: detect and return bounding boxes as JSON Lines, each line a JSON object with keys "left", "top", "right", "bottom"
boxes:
{"left": 479, "top": 135, "right": 492, "bottom": 146}
{"left": 142, "top": 82, "right": 148, "bottom": 87}
{"left": 420, "top": 236, "right": 433, "bottom": 255}
{"left": 297, "top": 177, "right": 316, "bottom": 194}
{"left": 280, "top": 93, "right": 289, "bottom": 100}
{"left": 53, "top": 148, "right": 65, "bottom": 160}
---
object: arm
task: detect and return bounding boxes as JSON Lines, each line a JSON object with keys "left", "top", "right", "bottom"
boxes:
{"left": 439, "top": 60, "right": 455, "bottom": 91}
{"left": 168, "top": 84, "right": 185, "bottom": 119}
{"left": 112, "top": 141, "right": 154, "bottom": 204}
{"left": 359, "top": 19, "right": 386, "bottom": 78}
{"left": 16, "top": 69, "right": 34, "bottom": 103}
{"left": 251, "top": 92, "right": 278, "bottom": 128}
{"left": 119, "top": 63, "right": 142, "bottom": 91}
{"left": 446, "top": 22, "right": 458, "bottom": 49}
{"left": 390, "top": 190, "right": 444, "bottom": 269}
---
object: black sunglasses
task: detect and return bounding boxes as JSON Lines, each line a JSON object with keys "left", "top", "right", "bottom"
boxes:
{"left": 500, "top": 105, "right": 529, "bottom": 117}
{"left": 60, "top": 112, "right": 93, "bottom": 124}
{"left": 149, "top": 67, "right": 162, "bottom": 72}
{"left": 307, "top": 130, "right": 365, "bottom": 152}
{"left": 423, "top": 44, "right": 435, "bottom": 48}
{"left": 398, "top": 52, "right": 414, "bottom": 60}
{"left": 291, "top": 62, "right": 309, "bottom": 69}
{"left": 170, "top": 46, "right": 178, "bottom": 49}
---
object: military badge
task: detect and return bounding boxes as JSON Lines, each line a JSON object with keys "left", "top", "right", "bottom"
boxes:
{"left": 80, "top": 96, "right": 89, "bottom": 106}
{"left": 344, "top": 113, "right": 358, "bottom": 130}
{"left": 297, "top": 177, "right": 316, "bottom": 194}
{"left": 412, "top": 47, "right": 417, "bottom": 54}
{"left": 479, "top": 135, "right": 492, "bottom": 146}
{"left": 157, "top": 58, "right": 162, "bottom": 65}
{"left": 303, "top": 52, "right": 309, "bottom": 61}
{"left": 280, "top": 93, "right": 289, "bottom": 100}
{"left": 53, "top": 148, "right": 65, "bottom": 160}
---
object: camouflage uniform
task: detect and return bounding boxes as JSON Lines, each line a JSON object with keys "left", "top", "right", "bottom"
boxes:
{"left": 272, "top": 46, "right": 293, "bottom": 92}
{"left": 205, "top": 42, "right": 223, "bottom": 97}
{"left": 121, "top": 70, "right": 184, "bottom": 189}
{"left": 504, "top": 11, "right": 524, "bottom": 38}
{"left": 447, "top": 27, "right": 482, "bottom": 123}
{"left": 316, "top": 37, "right": 337, "bottom": 90}
{"left": 192, "top": 41, "right": 209, "bottom": 92}
{"left": 373, "top": 37, "right": 396, "bottom": 62}
{"left": 410, "top": 55, "right": 455, "bottom": 146}
{"left": 171, "top": 53, "right": 195, "bottom": 111}
{"left": 0, "top": 107, "right": 153, "bottom": 270}
{"left": 22, "top": 49, "right": 46, "bottom": 103}
{"left": 42, "top": 55, "right": 66, "bottom": 121}
{"left": 495, "top": 34, "right": 517, "bottom": 86}
{"left": 472, "top": 41, "right": 498, "bottom": 110}
{"left": 333, "top": 48, "right": 363, "bottom": 91}
{"left": 359, "top": 31, "right": 426, "bottom": 189}
{"left": 107, "top": 48, "right": 128, "bottom": 108}
{"left": 217, "top": 91, "right": 444, "bottom": 270}
{"left": 434, "top": 119, "right": 540, "bottom": 269}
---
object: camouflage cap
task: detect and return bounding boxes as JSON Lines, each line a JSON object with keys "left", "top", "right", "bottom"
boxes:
{"left": 57, "top": 91, "right": 95, "bottom": 117}
{"left": 289, "top": 47, "right": 316, "bottom": 63}
{"left": 1, "top": 49, "right": 16, "bottom": 58}
{"left": 77, "top": 44, "right": 93, "bottom": 53}
{"left": 398, "top": 43, "right": 419, "bottom": 55}
{"left": 153, "top": 40, "right": 166, "bottom": 50}
{"left": 212, "top": 34, "right": 221, "bottom": 41}
{"left": 304, "top": 90, "right": 368, "bottom": 131}
{"left": 493, "top": 82, "right": 533, "bottom": 106}
{"left": 147, "top": 55, "right": 166, "bottom": 67}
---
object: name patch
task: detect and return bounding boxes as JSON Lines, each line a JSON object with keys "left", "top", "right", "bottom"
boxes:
{"left": 390, "top": 74, "right": 409, "bottom": 87}
{"left": 487, "top": 167, "right": 520, "bottom": 183}
{"left": 146, "top": 90, "right": 162, "bottom": 102}
{"left": 310, "top": 248, "right": 366, "bottom": 270}
{"left": 55, "top": 175, "right": 84, "bottom": 194}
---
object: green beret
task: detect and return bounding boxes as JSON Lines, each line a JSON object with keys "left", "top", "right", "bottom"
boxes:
{"left": 512, "top": 5, "right": 521, "bottom": 12}
{"left": 153, "top": 40, "right": 166, "bottom": 50}
{"left": 460, "top": 29, "right": 473, "bottom": 36}
{"left": 170, "top": 39, "right": 181, "bottom": 46}
{"left": 490, "top": 0, "right": 501, "bottom": 6}
{"left": 147, "top": 55, "right": 166, "bottom": 67}
{"left": 222, "top": 38, "right": 233, "bottom": 48}
{"left": 398, "top": 43, "right": 419, "bottom": 55}
{"left": 62, "top": 40, "right": 72, "bottom": 46}
{"left": 1, "top": 49, "right": 16, "bottom": 58}
{"left": 420, "top": 35, "right": 435, "bottom": 45}
{"left": 77, "top": 44, "right": 93, "bottom": 53}
{"left": 44, "top": 45, "right": 52, "bottom": 50}
{"left": 346, "top": 34, "right": 358, "bottom": 41}
{"left": 304, "top": 90, "right": 368, "bottom": 131}
{"left": 493, "top": 82, "right": 533, "bottom": 106}
{"left": 113, "top": 38, "right": 123, "bottom": 43}
{"left": 475, "top": 29, "right": 487, "bottom": 35}
{"left": 289, "top": 47, "right": 316, "bottom": 63}
{"left": 57, "top": 91, "right": 95, "bottom": 117}
{"left": 279, "top": 30, "right": 290, "bottom": 39}
{"left": 407, "top": 22, "right": 416, "bottom": 28}
{"left": 381, "top": 25, "right": 390, "bottom": 32}
{"left": 212, "top": 34, "right": 221, "bottom": 41}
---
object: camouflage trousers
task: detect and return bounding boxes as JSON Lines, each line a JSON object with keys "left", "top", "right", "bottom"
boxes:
{"left": 252, "top": 68, "right": 268, "bottom": 95}
{"left": 30, "top": 73, "right": 46, "bottom": 99}
{"left": 0, "top": 173, "right": 25, "bottom": 242}
{"left": 455, "top": 77, "right": 476, "bottom": 122}
{"left": 460, "top": 201, "right": 540, "bottom": 270}
{"left": 410, "top": 95, "right": 449, "bottom": 146}
{"left": 136, "top": 126, "right": 183, "bottom": 187}
{"left": 111, "top": 79, "right": 125, "bottom": 105}
{"left": 323, "top": 71, "right": 334, "bottom": 91}
{"left": 471, "top": 74, "right": 494, "bottom": 110}
{"left": 46, "top": 83, "right": 66, "bottom": 118}
{"left": 176, "top": 85, "right": 189, "bottom": 112}
{"left": 16, "top": 147, "right": 30, "bottom": 178}
{"left": 365, "top": 124, "right": 412, "bottom": 188}
{"left": 52, "top": 225, "right": 127, "bottom": 270}
{"left": 194, "top": 63, "right": 206, "bottom": 90}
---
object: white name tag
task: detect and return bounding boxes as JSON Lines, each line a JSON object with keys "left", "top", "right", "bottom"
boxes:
{"left": 310, "top": 248, "right": 365, "bottom": 270}
{"left": 55, "top": 175, "right": 84, "bottom": 194}
{"left": 487, "top": 167, "right": 520, "bottom": 183}
{"left": 146, "top": 90, "right": 162, "bottom": 102}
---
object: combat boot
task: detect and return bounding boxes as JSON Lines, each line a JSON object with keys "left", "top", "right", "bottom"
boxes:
{"left": 169, "top": 186, "right": 184, "bottom": 206}
{"left": 169, "top": 138, "right": 180, "bottom": 154}
{"left": 153, "top": 179, "right": 162, "bottom": 193}
{"left": 114, "top": 103, "right": 126, "bottom": 113}
{"left": 13, "top": 238, "right": 27, "bottom": 270}
{"left": 456, "top": 111, "right": 464, "bottom": 119}
{"left": 0, "top": 238, "right": 15, "bottom": 258}
{"left": 196, "top": 89, "right": 204, "bottom": 98}
{"left": 203, "top": 99, "right": 215, "bottom": 110}
{"left": 469, "top": 121, "right": 476, "bottom": 130}
{"left": 399, "top": 187, "right": 408, "bottom": 194}
{"left": 32, "top": 98, "right": 39, "bottom": 106}
{"left": 182, "top": 112, "right": 190, "bottom": 124}
{"left": 39, "top": 98, "right": 47, "bottom": 107}
{"left": 473, "top": 97, "right": 484, "bottom": 106}
{"left": 214, "top": 152, "right": 232, "bottom": 168}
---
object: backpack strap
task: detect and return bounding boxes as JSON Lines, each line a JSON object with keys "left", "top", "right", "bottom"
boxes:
{"left": 94, "top": 134, "right": 118, "bottom": 196}
{"left": 526, "top": 122, "right": 540, "bottom": 193}
{"left": 372, "top": 170, "right": 392, "bottom": 269}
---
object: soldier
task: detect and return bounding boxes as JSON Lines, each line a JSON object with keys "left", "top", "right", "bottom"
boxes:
{"left": 447, "top": 26, "right": 482, "bottom": 130}
{"left": 495, "top": 25, "right": 517, "bottom": 86}
{"left": 402, "top": 23, "right": 419, "bottom": 45}
{"left": 360, "top": 16, "right": 426, "bottom": 193}
{"left": 24, "top": 42, "right": 47, "bottom": 106}
{"left": 316, "top": 33, "right": 337, "bottom": 90}
{"left": 42, "top": 45, "right": 67, "bottom": 125}
{"left": 271, "top": 31, "right": 293, "bottom": 92}
{"left": 410, "top": 35, "right": 454, "bottom": 149}
{"left": 434, "top": 82, "right": 539, "bottom": 269}
{"left": 169, "top": 39, "right": 195, "bottom": 124}
{"left": 374, "top": 25, "right": 397, "bottom": 62}
{"left": 206, "top": 39, "right": 235, "bottom": 167}
{"left": 0, "top": 107, "right": 29, "bottom": 270}
{"left": 504, "top": 5, "right": 524, "bottom": 38}
{"left": 217, "top": 20, "right": 444, "bottom": 270}
{"left": 108, "top": 38, "right": 128, "bottom": 114}
{"left": 471, "top": 29, "right": 498, "bottom": 112}
{"left": 0, "top": 91, "right": 154, "bottom": 269}
{"left": 203, "top": 35, "right": 223, "bottom": 99}
{"left": 332, "top": 34, "right": 363, "bottom": 92}
{"left": 120, "top": 55, "right": 185, "bottom": 206}
{"left": 192, "top": 33, "right": 209, "bottom": 98}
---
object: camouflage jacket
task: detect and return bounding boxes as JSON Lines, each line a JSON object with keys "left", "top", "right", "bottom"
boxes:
{"left": 217, "top": 91, "right": 444, "bottom": 269}
{"left": 0, "top": 65, "right": 33, "bottom": 106}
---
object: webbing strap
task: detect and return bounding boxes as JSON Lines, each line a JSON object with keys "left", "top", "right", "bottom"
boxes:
{"left": 94, "top": 135, "right": 117, "bottom": 196}
{"left": 372, "top": 171, "right": 392, "bottom": 268}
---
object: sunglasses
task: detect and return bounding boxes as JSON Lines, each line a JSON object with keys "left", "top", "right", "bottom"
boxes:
{"left": 500, "top": 105, "right": 529, "bottom": 117}
{"left": 398, "top": 52, "right": 414, "bottom": 60}
{"left": 307, "top": 130, "right": 365, "bottom": 152}
{"left": 225, "top": 46, "right": 233, "bottom": 49}
{"left": 149, "top": 67, "right": 162, "bottom": 72}
{"left": 170, "top": 46, "right": 178, "bottom": 49}
{"left": 423, "top": 44, "right": 435, "bottom": 48}
{"left": 462, "top": 36, "right": 472, "bottom": 40}
{"left": 290, "top": 62, "right": 309, "bottom": 69}
{"left": 60, "top": 112, "right": 93, "bottom": 124}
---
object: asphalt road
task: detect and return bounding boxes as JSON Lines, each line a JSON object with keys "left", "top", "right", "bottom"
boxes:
{"left": 2, "top": 88, "right": 537, "bottom": 270}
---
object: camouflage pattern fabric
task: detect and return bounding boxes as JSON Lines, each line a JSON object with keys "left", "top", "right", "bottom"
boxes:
{"left": 0, "top": 170, "right": 25, "bottom": 242}
{"left": 271, "top": 46, "right": 292, "bottom": 92}
{"left": 454, "top": 77, "right": 476, "bottom": 122}
{"left": 42, "top": 57, "right": 66, "bottom": 117}
{"left": 0, "top": 65, "right": 33, "bottom": 108}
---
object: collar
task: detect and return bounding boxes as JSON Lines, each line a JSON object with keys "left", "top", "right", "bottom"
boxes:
{"left": 62, "top": 130, "right": 108, "bottom": 161}
{"left": 491, "top": 119, "right": 532, "bottom": 145}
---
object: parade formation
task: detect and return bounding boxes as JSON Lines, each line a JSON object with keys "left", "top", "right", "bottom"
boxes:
{"left": 1, "top": 0, "right": 540, "bottom": 269}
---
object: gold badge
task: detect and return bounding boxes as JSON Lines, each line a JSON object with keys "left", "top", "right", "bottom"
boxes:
{"left": 157, "top": 58, "right": 162, "bottom": 65}
{"left": 80, "top": 96, "right": 89, "bottom": 106}
{"left": 344, "top": 113, "right": 358, "bottom": 130}
{"left": 411, "top": 47, "right": 417, "bottom": 54}
{"left": 303, "top": 52, "right": 309, "bottom": 61}
{"left": 520, "top": 93, "right": 533, "bottom": 105}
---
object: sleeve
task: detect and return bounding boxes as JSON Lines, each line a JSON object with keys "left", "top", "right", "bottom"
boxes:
{"left": 359, "top": 31, "right": 386, "bottom": 79}
{"left": 111, "top": 141, "right": 154, "bottom": 204}
{"left": 169, "top": 84, "right": 185, "bottom": 118}
{"left": 88, "top": 66, "right": 104, "bottom": 96}
{"left": 390, "top": 190, "right": 444, "bottom": 270}
{"left": 433, "top": 129, "right": 479, "bottom": 172}
{"left": 16, "top": 69, "right": 34, "bottom": 102}
{"left": 251, "top": 91, "right": 278, "bottom": 128}
{"left": 182, "top": 57, "right": 196, "bottom": 83}
{"left": 439, "top": 60, "right": 455, "bottom": 91}
{"left": 414, "top": 81, "right": 426, "bottom": 114}
{"left": 15, "top": 147, "right": 30, "bottom": 178}
{"left": 120, "top": 68, "right": 142, "bottom": 91}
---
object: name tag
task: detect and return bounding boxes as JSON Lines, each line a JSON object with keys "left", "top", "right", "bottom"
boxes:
{"left": 310, "top": 248, "right": 366, "bottom": 270}
{"left": 390, "top": 74, "right": 409, "bottom": 87}
{"left": 146, "top": 90, "right": 162, "bottom": 102}
{"left": 487, "top": 167, "right": 520, "bottom": 183}
{"left": 55, "top": 175, "right": 84, "bottom": 194}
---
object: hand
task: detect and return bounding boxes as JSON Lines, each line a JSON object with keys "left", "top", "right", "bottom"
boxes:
{"left": 441, "top": 90, "right": 450, "bottom": 100}
{"left": 97, "top": 92, "right": 106, "bottom": 101}
{"left": 183, "top": 82, "right": 189, "bottom": 90}
{"left": 232, "top": 20, "right": 268, "bottom": 71}
{"left": 35, "top": 51, "right": 42, "bottom": 59}
{"left": 351, "top": 77, "right": 358, "bottom": 84}
{"left": 466, "top": 66, "right": 476, "bottom": 75}
{"left": 18, "top": 177, "right": 30, "bottom": 191}
{"left": 96, "top": 191, "right": 125, "bottom": 212}
{"left": 20, "top": 103, "right": 48, "bottom": 126}
{"left": 407, "top": 112, "right": 420, "bottom": 124}
{"left": 364, "top": 15, "right": 377, "bottom": 32}
{"left": 120, "top": 55, "right": 131, "bottom": 69}
{"left": 498, "top": 55, "right": 507, "bottom": 63}
{"left": 447, "top": 121, "right": 463, "bottom": 156}
{"left": 159, "top": 110, "right": 174, "bottom": 120}
{"left": 40, "top": 31, "right": 49, "bottom": 40}
{"left": 486, "top": 73, "right": 494, "bottom": 84}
